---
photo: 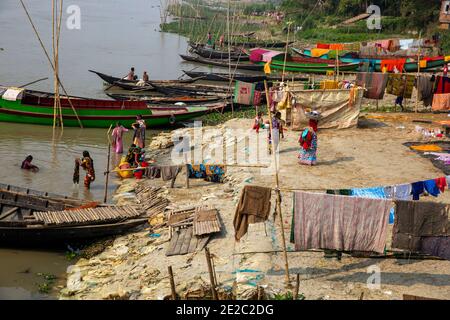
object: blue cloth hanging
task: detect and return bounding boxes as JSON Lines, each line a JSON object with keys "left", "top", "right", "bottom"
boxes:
{"left": 424, "top": 179, "right": 440, "bottom": 197}
{"left": 411, "top": 181, "right": 424, "bottom": 200}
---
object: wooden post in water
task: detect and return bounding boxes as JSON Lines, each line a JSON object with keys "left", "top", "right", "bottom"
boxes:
{"left": 263, "top": 80, "right": 291, "bottom": 288}
{"left": 168, "top": 266, "right": 177, "bottom": 300}
{"left": 103, "top": 144, "right": 111, "bottom": 203}
{"left": 205, "top": 247, "right": 218, "bottom": 300}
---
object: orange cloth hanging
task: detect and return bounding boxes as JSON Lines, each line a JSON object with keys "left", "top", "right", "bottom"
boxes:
{"left": 329, "top": 44, "right": 344, "bottom": 50}
{"left": 380, "top": 59, "right": 406, "bottom": 72}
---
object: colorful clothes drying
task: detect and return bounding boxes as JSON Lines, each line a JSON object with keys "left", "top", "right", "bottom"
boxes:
{"left": 392, "top": 200, "right": 449, "bottom": 251}
{"left": 411, "top": 181, "right": 424, "bottom": 200}
{"left": 356, "top": 72, "right": 388, "bottom": 99}
{"left": 352, "top": 187, "right": 395, "bottom": 224}
{"left": 292, "top": 192, "right": 392, "bottom": 254}
{"left": 234, "top": 81, "right": 256, "bottom": 105}
{"left": 380, "top": 59, "right": 406, "bottom": 73}
{"left": 188, "top": 164, "right": 207, "bottom": 178}
{"left": 311, "top": 48, "right": 330, "bottom": 57}
{"left": 424, "top": 179, "right": 440, "bottom": 197}
{"left": 410, "top": 144, "right": 443, "bottom": 152}
{"left": 432, "top": 93, "right": 450, "bottom": 111}
{"left": 416, "top": 75, "right": 435, "bottom": 107}
{"left": 435, "top": 76, "right": 450, "bottom": 94}
{"left": 435, "top": 177, "right": 447, "bottom": 193}
{"left": 384, "top": 184, "right": 412, "bottom": 201}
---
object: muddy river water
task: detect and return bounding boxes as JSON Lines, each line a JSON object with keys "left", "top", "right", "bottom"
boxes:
{"left": 0, "top": 0, "right": 222, "bottom": 299}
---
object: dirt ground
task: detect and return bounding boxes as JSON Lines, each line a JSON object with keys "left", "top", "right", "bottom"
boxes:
{"left": 61, "top": 112, "right": 450, "bottom": 300}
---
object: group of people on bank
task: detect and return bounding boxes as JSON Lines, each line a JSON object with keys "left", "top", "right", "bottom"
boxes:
{"left": 21, "top": 114, "right": 147, "bottom": 190}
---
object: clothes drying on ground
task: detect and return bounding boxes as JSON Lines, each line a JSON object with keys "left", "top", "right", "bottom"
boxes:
{"left": 410, "top": 144, "right": 443, "bottom": 152}
{"left": 355, "top": 72, "right": 388, "bottom": 100}
{"left": 292, "top": 192, "right": 392, "bottom": 254}
{"left": 392, "top": 200, "right": 449, "bottom": 251}
{"left": 233, "top": 185, "right": 271, "bottom": 241}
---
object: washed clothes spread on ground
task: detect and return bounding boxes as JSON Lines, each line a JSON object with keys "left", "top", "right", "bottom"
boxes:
{"left": 392, "top": 200, "right": 449, "bottom": 251}
{"left": 292, "top": 192, "right": 392, "bottom": 254}
{"left": 233, "top": 185, "right": 271, "bottom": 241}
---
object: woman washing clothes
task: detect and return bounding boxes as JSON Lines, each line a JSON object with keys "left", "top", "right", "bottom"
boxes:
{"left": 111, "top": 122, "right": 129, "bottom": 154}
{"left": 132, "top": 115, "right": 146, "bottom": 149}
{"left": 298, "top": 111, "right": 321, "bottom": 166}
{"left": 75, "top": 151, "right": 95, "bottom": 189}
{"left": 21, "top": 155, "right": 39, "bottom": 172}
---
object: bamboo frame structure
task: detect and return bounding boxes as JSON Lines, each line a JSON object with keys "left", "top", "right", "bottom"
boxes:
{"left": 263, "top": 80, "right": 291, "bottom": 287}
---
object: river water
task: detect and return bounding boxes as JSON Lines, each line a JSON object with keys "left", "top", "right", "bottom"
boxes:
{"left": 0, "top": 0, "right": 222, "bottom": 299}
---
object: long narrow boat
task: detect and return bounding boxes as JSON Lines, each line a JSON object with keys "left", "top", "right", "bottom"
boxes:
{"left": 106, "top": 93, "right": 223, "bottom": 104}
{"left": 89, "top": 70, "right": 200, "bottom": 88}
{"left": 262, "top": 58, "right": 360, "bottom": 74}
{"left": 183, "top": 70, "right": 267, "bottom": 82}
{"left": 0, "top": 185, "right": 148, "bottom": 246}
{"left": 0, "top": 87, "right": 226, "bottom": 128}
{"left": 179, "top": 54, "right": 264, "bottom": 71}
{"left": 189, "top": 43, "right": 250, "bottom": 61}
{"left": 148, "top": 81, "right": 232, "bottom": 97}
{"left": 225, "top": 40, "right": 294, "bottom": 48}
{"left": 182, "top": 70, "right": 309, "bottom": 83}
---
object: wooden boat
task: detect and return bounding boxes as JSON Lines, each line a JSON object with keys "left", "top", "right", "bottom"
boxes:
{"left": 262, "top": 57, "right": 360, "bottom": 74}
{"left": 0, "top": 185, "right": 147, "bottom": 246}
{"left": 148, "top": 81, "right": 232, "bottom": 97}
{"left": 89, "top": 70, "right": 201, "bottom": 90}
{"left": 225, "top": 40, "right": 294, "bottom": 48}
{"left": 106, "top": 93, "right": 223, "bottom": 104}
{"left": 179, "top": 54, "right": 264, "bottom": 71}
{"left": 189, "top": 43, "right": 250, "bottom": 61}
{"left": 183, "top": 70, "right": 266, "bottom": 82}
{"left": 0, "top": 87, "right": 226, "bottom": 128}
{"left": 183, "top": 70, "right": 309, "bottom": 83}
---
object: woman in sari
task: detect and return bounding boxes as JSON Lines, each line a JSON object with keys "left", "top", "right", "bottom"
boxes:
{"left": 111, "top": 122, "right": 129, "bottom": 153}
{"left": 132, "top": 115, "right": 146, "bottom": 149}
{"left": 298, "top": 112, "right": 320, "bottom": 166}
{"left": 76, "top": 151, "right": 95, "bottom": 188}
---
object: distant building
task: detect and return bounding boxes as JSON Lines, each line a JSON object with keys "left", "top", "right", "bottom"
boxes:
{"left": 440, "top": 0, "right": 450, "bottom": 29}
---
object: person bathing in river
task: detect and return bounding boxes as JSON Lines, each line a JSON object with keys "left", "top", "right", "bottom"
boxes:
{"left": 75, "top": 151, "right": 95, "bottom": 189}
{"left": 21, "top": 155, "right": 39, "bottom": 172}
{"left": 132, "top": 115, "right": 146, "bottom": 149}
{"left": 111, "top": 122, "right": 129, "bottom": 154}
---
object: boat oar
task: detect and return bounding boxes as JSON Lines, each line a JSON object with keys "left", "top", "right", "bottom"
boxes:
{"left": 18, "top": 77, "right": 49, "bottom": 88}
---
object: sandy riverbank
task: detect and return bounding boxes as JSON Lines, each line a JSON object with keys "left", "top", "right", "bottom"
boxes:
{"left": 61, "top": 112, "right": 450, "bottom": 300}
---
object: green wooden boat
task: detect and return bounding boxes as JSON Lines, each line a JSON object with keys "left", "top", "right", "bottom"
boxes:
{"left": 263, "top": 59, "right": 360, "bottom": 73}
{"left": 0, "top": 87, "right": 226, "bottom": 128}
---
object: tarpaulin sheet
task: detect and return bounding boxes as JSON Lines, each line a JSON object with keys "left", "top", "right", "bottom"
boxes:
{"left": 290, "top": 88, "right": 363, "bottom": 130}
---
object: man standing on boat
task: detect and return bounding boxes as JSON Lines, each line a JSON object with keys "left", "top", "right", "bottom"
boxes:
{"left": 143, "top": 71, "right": 149, "bottom": 82}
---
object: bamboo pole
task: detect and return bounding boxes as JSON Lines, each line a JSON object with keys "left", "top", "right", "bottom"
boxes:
{"left": 19, "top": 0, "right": 83, "bottom": 129}
{"left": 168, "top": 266, "right": 177, "bottom": 300}
{"left": 103, "top": 144, "right": 111, "bottom": 203}
{"left": 226, "top": 0, "right": 234, "bottom": 117}
{"left": 263, "top": 80, "right": 291, "bottom": 287}
{"left": 205, "top": 247, "right": 218, "bottom": 300}
{"left": 293, "top": 273, "right": 300, "bottom": 300}
{"left": 281, "top": 22, "right": 291, "bottom": 83}
{"left": 415, "top": 32, "right": 422, "bottom": 114}
{"left": 52, "top": 0, "right": 57, "bottom": 129}
{"left": 56, "top": 0, "right": 64, "bottom": 128}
